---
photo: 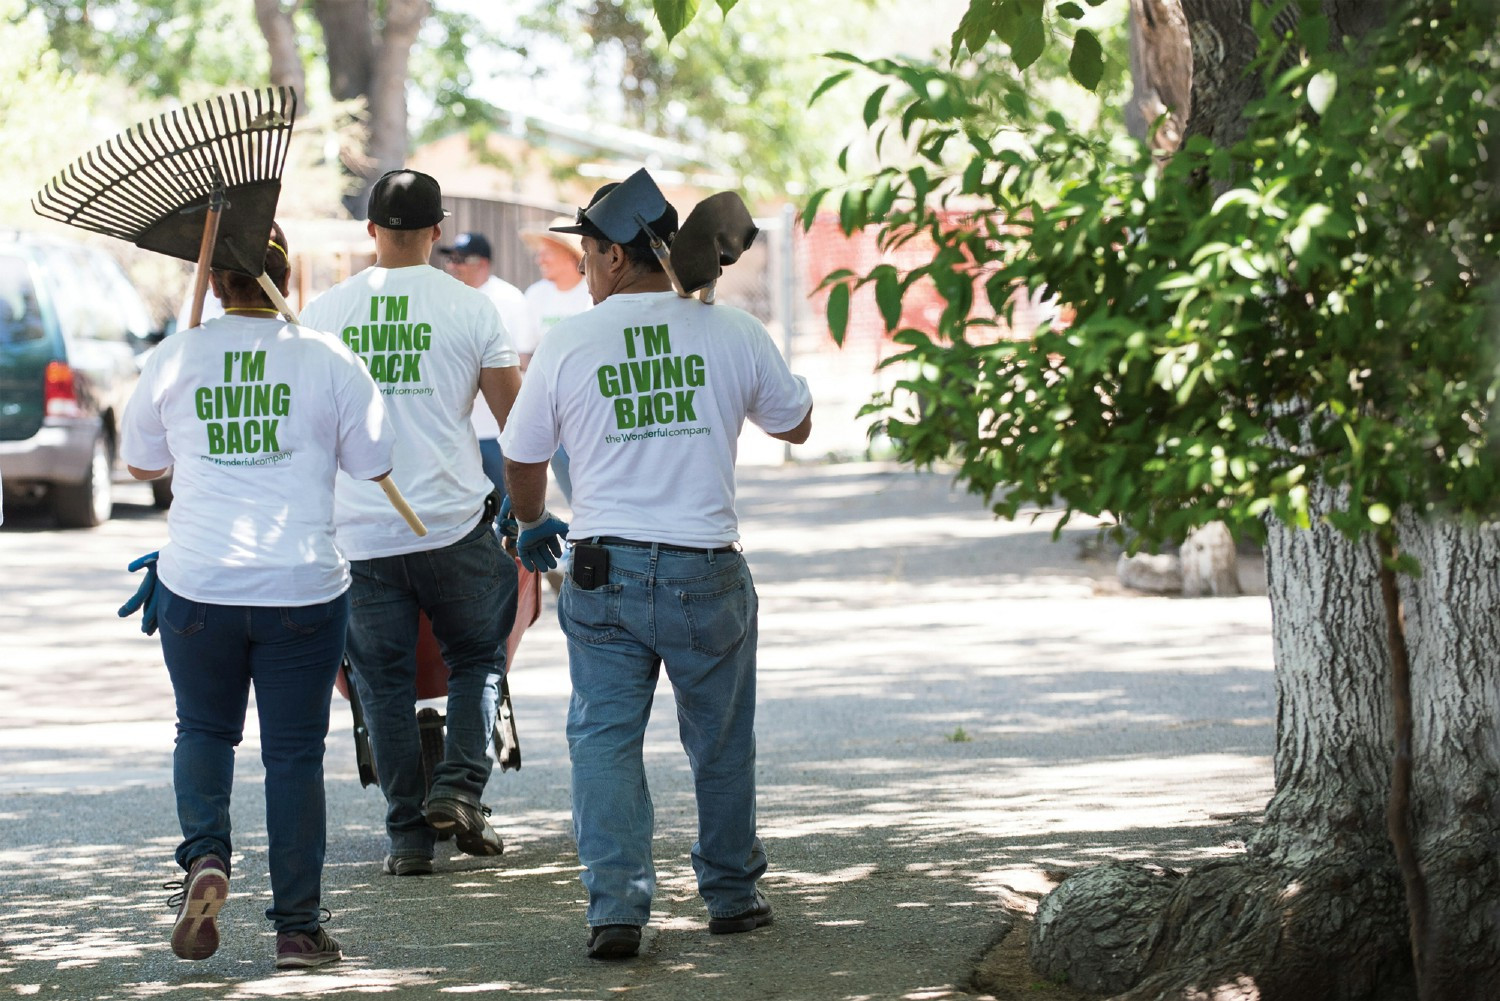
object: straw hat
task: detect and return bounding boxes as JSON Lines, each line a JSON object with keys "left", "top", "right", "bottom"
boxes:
{"left": 520, "top": 217, "right": 584, "bottom": 260}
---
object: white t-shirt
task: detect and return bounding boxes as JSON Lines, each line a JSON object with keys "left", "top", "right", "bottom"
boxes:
{"left": 499, "top": 291, "right": 811, "bottom": 547}
{"left": 120, "top": 315, "right": 394, "bottom": 606}
{"left": 523, "top": 279, "right": 592, "bottom": 346}
{"left": 470, "top": 275, "right": 534, "bottom": 440}
{"left": 300, "top": 264, "right": 518, "bottom": 559}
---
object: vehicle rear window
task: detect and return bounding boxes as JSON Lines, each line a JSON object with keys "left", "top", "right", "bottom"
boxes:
{"left": 0, "top": 255, "right": 45, "bottom": 346}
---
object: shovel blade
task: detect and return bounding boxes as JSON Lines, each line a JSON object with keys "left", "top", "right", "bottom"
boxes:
{"left": 671, "top": 192, "right": 759, "bottom": 295}
{"left": 584, "top": 168, "right": 668, "bottom": 245}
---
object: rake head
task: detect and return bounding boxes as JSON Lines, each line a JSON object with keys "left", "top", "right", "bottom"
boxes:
{"left": 32, "top": 87, "right": 298, "bottom": 275}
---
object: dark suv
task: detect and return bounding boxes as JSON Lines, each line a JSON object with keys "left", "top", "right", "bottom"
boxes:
{"left": 0, "top": 231, "right": 169, "bottom": 527}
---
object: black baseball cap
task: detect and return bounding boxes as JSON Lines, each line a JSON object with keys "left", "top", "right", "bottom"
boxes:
{"left": 366, "top": 169, "right": 449, "bottom": 230}
{"left": 552, "top": 170, "right": 679, "bottom": 250}
{"left": 439, "top": 232, "right": 492, "bottom": 259}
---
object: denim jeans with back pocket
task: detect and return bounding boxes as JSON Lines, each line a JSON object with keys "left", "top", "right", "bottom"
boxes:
{"left": 157, "top": 585, "right": 349, "bottom": 934}
{"left": 560, "top": 542, "right": 767, "bottom": 927}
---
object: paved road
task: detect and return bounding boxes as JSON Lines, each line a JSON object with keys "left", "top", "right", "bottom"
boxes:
{"left": 0, "top": 463, "right": 1275, "bottom": 1000}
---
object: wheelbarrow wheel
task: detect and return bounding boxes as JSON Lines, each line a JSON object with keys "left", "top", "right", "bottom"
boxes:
{"left": 416, "top": 707, "right": 451, "bottom": 839}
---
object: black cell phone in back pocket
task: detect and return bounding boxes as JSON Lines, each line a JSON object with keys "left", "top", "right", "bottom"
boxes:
{"left": 571, "top": 544, "right": 609, "bottom": 590}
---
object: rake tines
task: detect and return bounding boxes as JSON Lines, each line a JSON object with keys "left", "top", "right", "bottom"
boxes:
{"left": 33, "top": 87, "right": 297, "bottom": 273}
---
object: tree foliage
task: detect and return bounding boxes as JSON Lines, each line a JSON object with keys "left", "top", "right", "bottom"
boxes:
{"left": 809, "top": 0, "right": 1499, "bottom": 557}
{"left": 21, "top": 0, "right": 264, "bottom": 97}
{"left": 513, "top": 0, "right": 891, "bottom": 200}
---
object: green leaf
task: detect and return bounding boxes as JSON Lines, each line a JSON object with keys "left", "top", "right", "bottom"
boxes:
{"left": 863, "top": 84, "right": 891, "bottom": 127}
{"left": 800, "top": 188, "right": 830, "bottom": 230}
{"left": 808, "top": 70, "right": 853, "bottom": 107}
{"left": 874, "top": 267, "right": 902, "bottom": 331}
{"left": 950, "top": 0, "right": 1000, "bottom": 59}
{"left": 1058, "top": 1, "right": 1085, "bottom": 18}
{"left": 1068, "top": 28, "right": 1104, "bottom": 91}
{"left": 653, "top": 0, "right": 702, "bottom": 42}
{"left": 867, "top": 173, "right": 897, "bottom": 218}
{"left": 828, "top": 282, "right": 851, "bottom": 346}
{"left": 1307, "top": 70, "right": 1338, "bottom": 115}
{"left": 1008, "top": 8, "right": 1046, "bottom": 71}
{"left": 838, "top": 187, "right": 866, "bottom": 233}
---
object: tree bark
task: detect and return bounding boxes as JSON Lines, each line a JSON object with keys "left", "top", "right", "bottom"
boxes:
{"left": 308, "top": 0, "right": 428, "bottom": 216}
{"left": 1126, "top": 0, "right": 1191, "bottom": 153}
{"left": 313, "top": 0, "right": 375, "bottom": 102}
{"left": 366, "top": 0, "right": 429, "bottom": 181}
{"left": 251, "top": 0, "right": 307, "bottom": 101}
{"left": 1028, "top": 2, "right": 1500, "bottom": 996}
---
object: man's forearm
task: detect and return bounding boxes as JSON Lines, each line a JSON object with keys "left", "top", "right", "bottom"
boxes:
{"left": 479, "top": 366, "right": 522, "bottom": 431}
{"left": 503, "top": 458, "right": 551, "bottom": 522}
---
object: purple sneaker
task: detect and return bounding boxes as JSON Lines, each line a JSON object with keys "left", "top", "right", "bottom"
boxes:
{"left": 166, "top": 855, "right": 230, "bottom": 960}
{"left": 275, "top": 927, "right": 343, "bottom": 970}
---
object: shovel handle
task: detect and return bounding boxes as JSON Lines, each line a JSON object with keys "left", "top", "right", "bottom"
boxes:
{"left": 255, "top": 272, "right": 300, "bottom": 324}
{"left": 379, "top": 477, "right": 427, "bottom": 537}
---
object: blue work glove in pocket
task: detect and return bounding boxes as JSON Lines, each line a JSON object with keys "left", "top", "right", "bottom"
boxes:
{"left": 118, "top": 550, "right": 161, "bottom": 636}
{"left": 516, "top": 512, "right": 569, "bottom": 573}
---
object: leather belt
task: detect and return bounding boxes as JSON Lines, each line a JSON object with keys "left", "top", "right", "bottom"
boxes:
{"left": 591, "top": 536, "right": 736, "bottom": 555}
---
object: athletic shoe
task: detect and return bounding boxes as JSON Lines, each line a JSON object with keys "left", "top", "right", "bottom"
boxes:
{"left": 275, "top": 927, "right": 343, "bottom": 969}
{"left": 166, "top": 854, "right": 230, "bottom": 960}
{"left": 586, "top": 924, "right": 642, "bottom": 959}
{"left": 708, "top": 890, "right": 773, "bottom": 935}
{"left": 382, "top": 854, "right": 434, "bottom": 876}
{"left": 424, "top": 797, "right": 504, "bottom": 857}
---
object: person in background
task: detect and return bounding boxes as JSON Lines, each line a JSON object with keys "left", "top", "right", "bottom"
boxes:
{"left": 300, "top": 170, "right": 521, "bottom": 878}
{"left": 440, "top": 231, "right": 536, "bottom": 504}
{"left": 499, "top": 173, "right": 813, "bottom": 960}
{"left": 517, "top": 217, "right": 593, "bottom": 506}
{"left": 119, "top": 222, "right": 395, "bottom": 970}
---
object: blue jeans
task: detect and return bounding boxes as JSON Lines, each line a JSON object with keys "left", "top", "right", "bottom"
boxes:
{"left": 345, "top": 518, "right": 517, "bottom": 859}
{"left": 559, "top": 542, "right": 766, "bottom": 928}
{"left": 157, "top": 586, "right": 349, "bottom": 934}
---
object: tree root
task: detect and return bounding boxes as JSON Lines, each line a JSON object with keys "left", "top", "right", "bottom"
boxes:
{"left": 1030, "top": 855, "right": 1417, "bottom": 1001}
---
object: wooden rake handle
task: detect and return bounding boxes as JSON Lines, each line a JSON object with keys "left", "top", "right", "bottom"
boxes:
{"left": 253, "top": 274, "right": 427, "bottom": 538}
{"left": 187, "top": 202, "right": 224, "bottom": 327}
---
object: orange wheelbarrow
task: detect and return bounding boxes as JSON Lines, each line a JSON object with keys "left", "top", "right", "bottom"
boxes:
{"left": 336, "top": 556, "right": 543, "bottom": 790}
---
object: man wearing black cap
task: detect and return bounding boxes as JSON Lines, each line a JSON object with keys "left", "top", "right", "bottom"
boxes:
{"left": 300, "top": 169, "right": 522, "bottom": 876}
{"left": 438, "top": 231, "right": 536, "bottom": 503}
{"left": 498, "top": 169, "right": 813, "bottom": 959}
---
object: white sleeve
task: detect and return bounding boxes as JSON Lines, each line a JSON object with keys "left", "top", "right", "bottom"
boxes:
{"left": 332, "top": 344, "right": 395, "bottom": 479}
{"left": 746, "top": 323, "right": 813, "bottom": 434}
{"left": 496, "top": 364, "right": 557, "bottom": 463}
{"left": 119, "top": 353, "right": 173, "bottom": 470}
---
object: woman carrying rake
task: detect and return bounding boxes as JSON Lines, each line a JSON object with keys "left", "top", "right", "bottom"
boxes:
{"left": 118, "top": 224, "right": 395, "bottom": 969}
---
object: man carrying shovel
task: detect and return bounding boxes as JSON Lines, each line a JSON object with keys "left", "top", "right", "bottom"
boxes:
{"left": 498, "top": 169, "right": 813, "bottom": 959}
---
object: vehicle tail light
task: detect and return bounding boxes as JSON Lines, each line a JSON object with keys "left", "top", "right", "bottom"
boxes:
{"left": 44, "top": 360, "right": 82, "bottom": 418}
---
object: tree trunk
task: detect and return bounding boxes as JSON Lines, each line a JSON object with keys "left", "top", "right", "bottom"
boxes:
{"left": 366, "top": 0, "right": 429, "bottom": 181}
{"left": 313, "top": 0, "right": 375, "bottom": 102}
{"left": 1394, "top": 519, "right": 1500, "bottom": 997}
{"left": 251, "top": 0, "right": 307, "bottom": 101}
{"left": 1126, "top": 0, "right": 1191, "bottom": 154}
{"left": 1027, "top": 2, "right": 1500, "bottom": 996}
{"left": 309, "top": 0, "right": 427, "bottom": 216}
